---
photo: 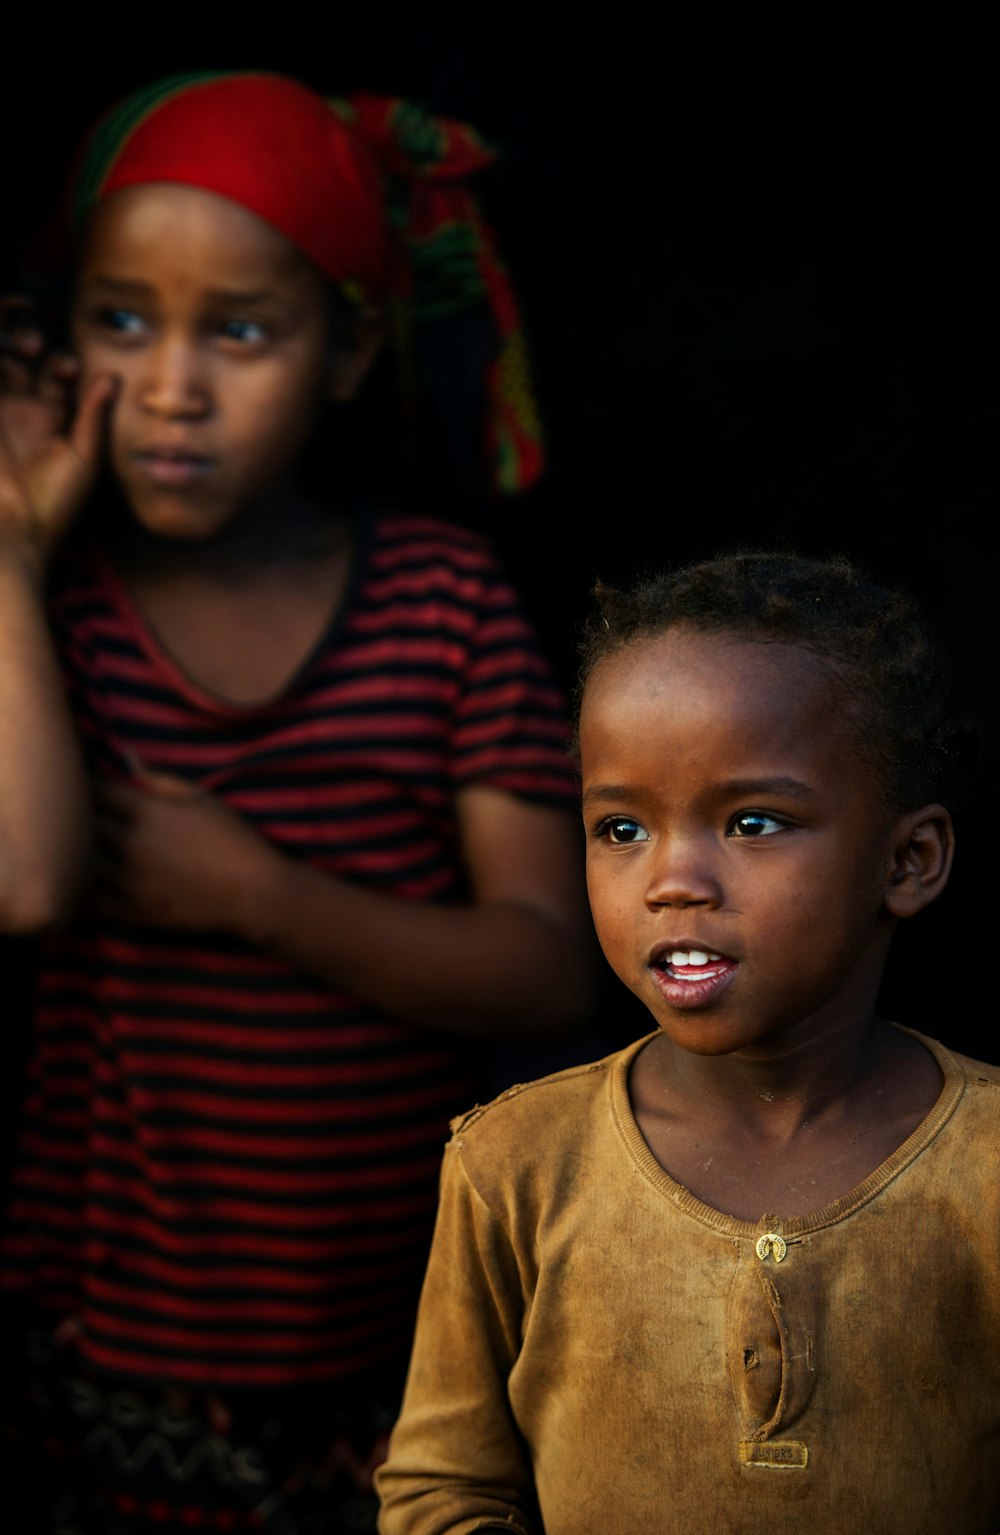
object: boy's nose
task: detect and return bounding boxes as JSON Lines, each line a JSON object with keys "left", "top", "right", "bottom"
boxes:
{"left": 643, "top": 837, "right": 722, "bottom": 910}
{"left": 139, "top": 337, "right": 210, "bottom": 418}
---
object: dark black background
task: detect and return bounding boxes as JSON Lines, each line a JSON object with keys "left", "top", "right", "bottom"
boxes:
{"left": 1, "top": 24, "right": 997, "bottom": 1076}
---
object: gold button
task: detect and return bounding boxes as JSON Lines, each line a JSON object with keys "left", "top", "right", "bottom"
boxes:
{"left": 755, "top": 1232, "right": 787, "bottom": 1263}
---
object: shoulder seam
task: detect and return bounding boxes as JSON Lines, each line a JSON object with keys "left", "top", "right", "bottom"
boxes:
{"left": 450, "top": 1059, "right": 610, "bottom": 1138}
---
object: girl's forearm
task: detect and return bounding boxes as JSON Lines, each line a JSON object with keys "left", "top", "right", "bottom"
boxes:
{"left": 0, "top": 541, "right": 91, "bottom": 930}
{"left": 234, "top": 844, "right": 592, "bottom": 1041}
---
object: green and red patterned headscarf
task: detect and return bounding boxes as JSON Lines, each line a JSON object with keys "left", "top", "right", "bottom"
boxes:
{"left": 68, "top": 70, "right": 542, "bottom": 494}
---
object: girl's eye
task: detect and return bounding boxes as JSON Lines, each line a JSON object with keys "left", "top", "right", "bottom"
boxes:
{"left": 98, "top": 308, "right": 146, "bottom": 336}
{"left": 599, "top": 817, "right": 649, "bottom": 845}
{"left": 729, "top": 811, "right": 786, "bottom": 838}
{"left": 220, "top": 318, "right": 268, "bottom": 344}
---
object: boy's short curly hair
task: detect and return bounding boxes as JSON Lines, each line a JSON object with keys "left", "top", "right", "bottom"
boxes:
{"left": 577, "top": 550, "right": 966, "bottom": 811}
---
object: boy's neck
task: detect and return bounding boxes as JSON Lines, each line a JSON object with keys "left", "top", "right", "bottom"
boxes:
{"left": 653, "top": 1005, "right": 895, "bottom": 1132}
{"left": 630, "top": 1009, "right": 945, "bottom": 1220}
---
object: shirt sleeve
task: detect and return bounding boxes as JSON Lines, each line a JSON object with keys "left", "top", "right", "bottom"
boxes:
{"left": 446, "top": 547, "right": 578, "bottom": 810}
{"left": 376, "top": 1135, "right": 540, "bottom": 1535}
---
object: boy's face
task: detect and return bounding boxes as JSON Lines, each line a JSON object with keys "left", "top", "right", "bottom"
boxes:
{"left": 579, "top": 627, "right": 911, "bottom": 1060}
{"left": 71, "top": 183, "right": 340, "bottom": 541}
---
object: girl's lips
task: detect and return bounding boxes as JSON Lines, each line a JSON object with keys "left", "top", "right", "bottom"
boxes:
{"left": 648, "top": 951, "right": 738, "bottom": 1010}
{"left": 136, "top": 451, "right": 212, "bottom": 487}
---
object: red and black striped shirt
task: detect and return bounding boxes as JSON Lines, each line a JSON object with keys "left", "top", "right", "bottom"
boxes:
{"left": 1, "top": 513, "right": 577, "bottom": 1387}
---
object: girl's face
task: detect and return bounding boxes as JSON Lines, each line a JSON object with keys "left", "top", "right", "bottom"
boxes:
{"left": 579, "top": 627, "right": 909, "bottom": 1060}
{"left": 72, "top": 183, "right": 340, "bottom": 541}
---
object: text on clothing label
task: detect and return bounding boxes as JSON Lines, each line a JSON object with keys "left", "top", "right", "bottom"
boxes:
{"left": 739, "top": 1440, "right": 809, "bottom": 1469}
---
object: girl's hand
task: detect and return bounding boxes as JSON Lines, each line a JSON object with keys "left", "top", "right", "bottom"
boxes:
{"left": 95, "top": 764, "right": 275, "bottom": 934}
{"left": 0, "top": 297, "right": 116, "bottom": 563}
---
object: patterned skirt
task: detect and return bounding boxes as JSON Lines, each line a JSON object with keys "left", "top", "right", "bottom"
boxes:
{"left": 2, "top": 1315, "right": 405, "bottom": 1535}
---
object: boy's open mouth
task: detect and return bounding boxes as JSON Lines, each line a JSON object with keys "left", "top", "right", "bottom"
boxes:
{"left": 649, "top": 946, "right": 738, "bottom": 1008}
{"left": 657, "top": 948, "right": 727, "bottom": 980}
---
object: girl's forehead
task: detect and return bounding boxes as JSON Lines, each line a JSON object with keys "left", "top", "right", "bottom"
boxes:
{"left": 78, "top": 183, "right": 318, "bottom": 288}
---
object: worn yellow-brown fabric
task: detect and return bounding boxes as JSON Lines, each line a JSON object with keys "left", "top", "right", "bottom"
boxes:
{"left": 376, "top": 1029, "right": 1000, "bottom": 1534}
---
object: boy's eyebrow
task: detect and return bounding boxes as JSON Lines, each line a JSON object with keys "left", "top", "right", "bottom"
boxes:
{"left": 581, "top": 783, "right": 639, "bottom": 807}
{"left": 581, "top": 775, "right": 817, "bottom": 807}
{"left": 717, "top": 776, "right": 817, "bottom": 801}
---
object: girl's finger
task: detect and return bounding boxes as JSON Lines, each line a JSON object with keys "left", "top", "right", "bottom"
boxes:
{"left": 0, "top": 327, "right": 44, "bottom": 362}
{"left": 132, "top": 765, "right": 199, "bottom": 799}
{"left": 46, "top": 352, "right": 81, "bottom": 380}
{"left": 0, "top": 355, "right": 38, "bottom": 394}
{"left": 122, "top": 750, "right": 198, "bottom": 799}
{"left": 35, "top": 354, "right": 79, "bottom": 413}
{"left": 69, "top": 373, "right": 117, "bottom": 466}
{"left": 0, "top": 298, "right": 44, "bottom": 357}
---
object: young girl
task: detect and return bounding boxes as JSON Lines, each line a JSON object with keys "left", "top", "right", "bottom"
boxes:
{"left": 376, "top": 551, "right": 1000, "bottom": 1534}
{"left": 0, "top": 72, "right": 590, "bottom": 1532}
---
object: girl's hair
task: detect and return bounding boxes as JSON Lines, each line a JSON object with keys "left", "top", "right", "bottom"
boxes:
{"left": 577, "top": 549, "right": 969, "bottom": 811}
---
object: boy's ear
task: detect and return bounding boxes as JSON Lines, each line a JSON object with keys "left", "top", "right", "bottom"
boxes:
{"left": 884, "top": 804, "right": 955, "bottom": 919}
{"left": 327, "top": 304, "right": 385, "bottom": 404}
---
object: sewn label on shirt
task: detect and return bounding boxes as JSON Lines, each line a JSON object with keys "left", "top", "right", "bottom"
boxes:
{"left": 739, "top": 1440, "right": 809, "bottom": 1469}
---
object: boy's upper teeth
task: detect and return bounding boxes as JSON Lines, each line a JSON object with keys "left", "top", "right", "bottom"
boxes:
{"left": 669, "top": 949, "right": 721, "bottom": 966}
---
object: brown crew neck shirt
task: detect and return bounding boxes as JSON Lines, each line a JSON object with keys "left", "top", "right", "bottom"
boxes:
{"left": 378, "top": 1029, "right": 1000, "bottom": 1534}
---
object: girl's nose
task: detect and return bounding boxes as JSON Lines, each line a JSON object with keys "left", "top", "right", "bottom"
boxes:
{"left": 643, "top": 836, "right": 722, "bottom": 910}
{"left": 139, "top": 336, "right": 210, "bottom": 418}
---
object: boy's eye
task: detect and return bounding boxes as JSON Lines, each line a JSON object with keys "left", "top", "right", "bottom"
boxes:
{"left": 729, "top": 811, "right": 786, "bottom": 838}
{"left": 598, "top": 816, "right": 649, "bottom": 845}
{"left": 219, "top": 318, "right": 268, "bottom": 344}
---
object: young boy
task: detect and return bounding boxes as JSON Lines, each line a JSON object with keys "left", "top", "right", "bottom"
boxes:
{"left": 376, "top": 551, "right": 1000, "bottom": 1534}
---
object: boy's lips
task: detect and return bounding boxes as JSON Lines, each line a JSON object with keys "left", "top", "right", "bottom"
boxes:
{"left": 647, "top": 940, "right": 739, "bottom": 1010}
